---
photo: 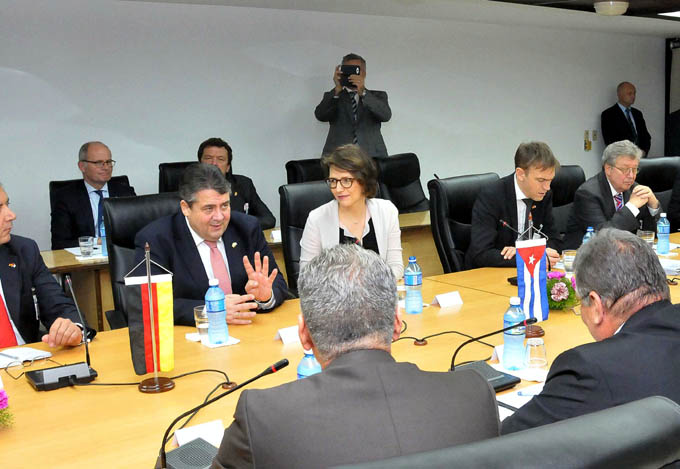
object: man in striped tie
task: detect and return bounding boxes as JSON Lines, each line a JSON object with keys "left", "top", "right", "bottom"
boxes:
{"left": 134, "top": 164, "right": 288, "bottom": 327}
{"left": 315, "top": 53, "right": 392, "bottom": 158}
{"left": 565, "top": 140, "right": 660, "bottom": 248}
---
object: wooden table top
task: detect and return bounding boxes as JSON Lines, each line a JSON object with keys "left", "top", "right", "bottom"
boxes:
{"left": 2, "top": 275, "right": 592, "bottom": 467}
{"left": 40, "top": 249, "right": 108, "bottom": 274}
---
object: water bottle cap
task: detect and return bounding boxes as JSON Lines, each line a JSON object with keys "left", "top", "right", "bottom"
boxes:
{"left": 408, "top": 256, "right": 416, "bottom": 262}
{"left": 586, "top": 227, "right": 593, "bottom": 231}
{"left": 661, "top": 213, "right": 667, "bottom": 218}
{"left": 303, "top": 348, "right": 314, "bottom": 356}
{"left": 509, "top": 296, "right": 521, "bottom": 306}
{"left": 208, "top": 278, "right": 219, "bottom": 286}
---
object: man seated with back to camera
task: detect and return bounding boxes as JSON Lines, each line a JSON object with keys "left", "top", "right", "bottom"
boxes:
{"left": 211, "top": 244, "right": 499, "bottom": 469}
{"left": 0, "top": 182, "right": 94, "bottom": 349}
{"left": 502, "top": 228, "right": 680, "bottom": 434}
{"left": 197, "top": 137, "right": 276, "bottom": 230}
{"left": 134, "top": 163, "right": 287, "bottom": 327}
{"left": 466, "top": 142, "right": 562, "bottom": 269}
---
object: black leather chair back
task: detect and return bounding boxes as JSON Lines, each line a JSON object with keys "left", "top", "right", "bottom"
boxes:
{"left": 102, "top": 192, "right": 181, "bottom": 328}
{"left": 550, "top": 165, "right": 585, "bottom": 239}
{"left": 279, "top": 181, "right": 334, "bottom": 295}
{"left": 636, "top": 156, "right": 680, "bottom": 211}
{"left": 158, "top": 161, "right": 194, "bottom": 193}
{"left": 285, "top": 158, "right": 325, "bottom": 184}
{"left": 428, "top": 173, "right": 500, "bottom": 273}
{"left": 337, "top": 396, "right": 680, "bottom": 469}
{"left": 375, "top": 153, "right": 429, "bottom": 213}
{"left": 49, "top": 175, "right": 131, "bottom": 213}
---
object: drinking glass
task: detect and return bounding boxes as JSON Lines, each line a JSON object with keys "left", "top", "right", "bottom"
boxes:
{"left": 525, "top": 338, "right": 548, "bottom": 368}
{"left": 562, "top": 250, "right": 577, "bottom": 277}
{"left": 78, "top": 236, "right": 94, "bottom": 256}
{"left": 637, "top": 230, "right": 654, "bottom": 249}
{"left": 193, "top": 305, "right": 209, "bottom": 345}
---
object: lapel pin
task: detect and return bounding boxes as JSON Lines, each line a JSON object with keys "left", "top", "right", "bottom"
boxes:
{"left": 8, "top": 263, "right": 16, "bottom": 268}
{"left": 234, "top": 192, "right": 238, "bottom": 196}
{"left": 232, "top": 242, "right": 237, "bottom": 248}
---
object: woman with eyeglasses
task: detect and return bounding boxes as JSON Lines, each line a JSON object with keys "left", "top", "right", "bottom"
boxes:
{"left": 300, "top": 144, "right": 403, "bottom": 279}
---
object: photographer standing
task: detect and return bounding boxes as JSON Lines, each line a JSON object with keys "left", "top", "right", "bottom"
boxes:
{"left": 315, "top": 53, "right": 392, "bottom": 158}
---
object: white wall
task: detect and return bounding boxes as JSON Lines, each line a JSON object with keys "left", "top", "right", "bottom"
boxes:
{"left": 0, "top": 0, "right": 666, "bottom": 249}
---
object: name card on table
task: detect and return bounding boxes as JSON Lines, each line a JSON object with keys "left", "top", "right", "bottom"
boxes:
{"left": 431, "top": 291, "right": 463, "bottom": 308}
{"left": 275, "top": 325, "right": 300, "bottom": 345}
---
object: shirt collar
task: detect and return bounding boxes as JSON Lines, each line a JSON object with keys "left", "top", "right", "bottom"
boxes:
{"left": 84, "top": 180, "right": 109, "bottom": 194}
{"left": 184, "top": 216, "right": 223, "bottom": 249}
{"left": 513, "top": 173, "right": 529, "bottom": 201}
{"left": 617, "top": 102, "right": 630, "bottom": 113}
{"left": 606, "top": 178, "right": 620, "bottom": 197}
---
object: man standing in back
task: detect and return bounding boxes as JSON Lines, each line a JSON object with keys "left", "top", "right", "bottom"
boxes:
{"left": 601, "top": 81, "right": 651, "bottom": 156}
{"left": 315, "top": 53, "right": 392, "bottom": 158}
{"left": 51, "top": 141, "right": 136, "bottom": 249}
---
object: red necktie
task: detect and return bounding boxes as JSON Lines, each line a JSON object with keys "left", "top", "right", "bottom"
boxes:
{"left": 0, "top": 294, "right": 18, "bottom": 348}
{"left": 205, "top": 241, "right": 232, "bottom": 294}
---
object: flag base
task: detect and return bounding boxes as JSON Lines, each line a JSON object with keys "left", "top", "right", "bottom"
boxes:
{"left": 526, "top": 324, "right": 545, "bottom": 338}
{"left": 138, "top": 376, "right": 175, "bottom": 394}
{"left": 222, "top": 381, "right": 239, "bottom": 390}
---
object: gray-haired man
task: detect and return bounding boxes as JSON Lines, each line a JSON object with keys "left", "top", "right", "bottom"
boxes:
{"left": 212, "top": 244, "right": 499, "bottom": 469}
{"left": 502, "top": 228, "right": 680, "bottom": 434}
{"left": 565, "top": 139, "right": 660, "bottom": 248}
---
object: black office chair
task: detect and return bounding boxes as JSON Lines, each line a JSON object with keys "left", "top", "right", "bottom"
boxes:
{"left": 285, "top": 158, "right": 325, "bottom": 184}
{"left": 374, "top": 153, "right": 429, "bottom": 213}
{"left": 49, "top": 175, "right": 132, "bottom": 214}
{"left": 102, "top": 192, "right": 181, "bottom": 329}
{"left": 337, "top": 396, "right": 680, "bottom": 469}
{"left": 550, "top": 165, "right": 585, "bottom": 239}
{"left": 636, "top": 156, "right": 680, "bottom": 211}
{"left": 158, "top": 161, "right": 194, "bottom": 193}
{"left": 279, "top": 181, "right": 334, "bottom": 295}
{"left": 428, "top": 173, "right": 499, "bottom": 273}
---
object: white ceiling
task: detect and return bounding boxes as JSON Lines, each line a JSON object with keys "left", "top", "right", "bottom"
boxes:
{"left": 121, "top": 0, "right": 680, "bottom": 37}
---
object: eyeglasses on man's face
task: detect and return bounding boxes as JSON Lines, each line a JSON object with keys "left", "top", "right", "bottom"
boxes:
{"left": 326, "top": 177, "right": 355, "bottom": 189}
{"left": 611, "top": 165, "right": 638, "bottom": 176}
{"left": 83, "top": 159, "right": 116, "bottom": 168}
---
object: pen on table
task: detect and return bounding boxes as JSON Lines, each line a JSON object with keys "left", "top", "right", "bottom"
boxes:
{"left": 0, "top": 351, "right": 19, "bottom": 360}
{"left": 517, "top": 389, "right": 541, "bottom": 397}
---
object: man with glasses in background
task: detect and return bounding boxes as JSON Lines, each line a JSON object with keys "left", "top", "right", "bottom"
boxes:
{"left": 564, "top": 140, "right": 659, "bottom": 249}
{"left": 51, "top": 141, "right": 136, "bottom": 249}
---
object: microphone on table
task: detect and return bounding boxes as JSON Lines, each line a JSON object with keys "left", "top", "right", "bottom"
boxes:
{"left": 158, "top": 358, "right": 289, "bottom": 469}
{"left": 24, "top": 274, "right": 98, "bottom": 391}
{"left": 450, "top": 318, "right": 537, "bottom": 371}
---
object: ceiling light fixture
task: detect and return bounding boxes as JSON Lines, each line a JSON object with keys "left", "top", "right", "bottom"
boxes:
{"left": 593, "top": 1, "right": 629, "bottom": 16}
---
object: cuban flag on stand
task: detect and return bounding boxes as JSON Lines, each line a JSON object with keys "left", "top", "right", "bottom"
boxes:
{"left": 515, "top": 238, "right": 549, "bottom": 321}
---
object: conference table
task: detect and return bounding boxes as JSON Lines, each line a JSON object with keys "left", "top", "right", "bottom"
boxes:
{"left": 3, "top": 270, "right": 596, "bottom": 468}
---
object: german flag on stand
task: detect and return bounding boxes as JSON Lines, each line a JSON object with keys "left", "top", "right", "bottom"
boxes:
{"left": 125, "top": 274, "right": 174, "bottom": 375}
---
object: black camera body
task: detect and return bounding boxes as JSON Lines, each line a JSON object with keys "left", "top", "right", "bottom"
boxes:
{"left": 340, "top": 64, "right": 361, "bottom": 89}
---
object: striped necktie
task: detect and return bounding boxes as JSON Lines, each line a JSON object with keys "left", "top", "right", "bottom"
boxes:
{"left": 349, "top": 91, "right": 359, "bottom": 144}
{"left": 614, "top": 192, "right": 623, "bottom": 211}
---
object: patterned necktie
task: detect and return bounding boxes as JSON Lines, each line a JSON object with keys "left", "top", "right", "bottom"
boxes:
{"left": 0, "top": 293, "right": 18, "bottom": 348}
{"left": 614, "top": 192, "right": 624, "bottom": 211}
{"left": 204, "top": 241, "right": 232, "bottom": 294}
{"left": 349, "top": 91, "right": 359, "bottom": 144}
{"left": 625, "top": 108, "right": 638, "bottom": 145}
{"left": 522, "top": 198, "right": 533, "bottom": 239}
{"left": 94, "top": 190, "right": 105, "bottom": 236}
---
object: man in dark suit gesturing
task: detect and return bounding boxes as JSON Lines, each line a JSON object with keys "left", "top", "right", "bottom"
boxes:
{"left": 0, "top": 183, "right": 91, "bottom": 348}
{"left": 502, "top": 228, "right": 680, "bottom": 434}
{"left": 315, "top": 53, "right": 392, "bottom": 158}
{"left": 134, "top": 163, "right": 287, "bottom": 327}
{"left": 564, "top": 140, "right": 659, "bottom": 249}
{"left": 466, "top": 142, "right": 562, "bottom": 269}
{"left": 212, "top": 244, "right": 499, "bottom": 469}
{"left": 601, "top": 81, "right": 651, "bottom": 156}
{"left": 51, "top": 141, "right": 136, "bottom": 249}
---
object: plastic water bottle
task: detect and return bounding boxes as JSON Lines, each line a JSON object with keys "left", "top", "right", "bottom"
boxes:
{"left": 503, "top": 297, "right": 526, "bottom": 371}
{"left": 657, "top": 213, "right": 670, "bottom": 255}
{"left": 99, "top": 224, "right": 108, "bottom": 256}
{"left": 404, "top": 256, "right": 423, "bottom": 315}
{"left": 297, "top": 349, "right": 322, "bottom": 379}
{"left": 205, "top": 279, "right": 228, "bottom": 345}
{"left": 582, "top": 226, "right": 595, "bottom": 245}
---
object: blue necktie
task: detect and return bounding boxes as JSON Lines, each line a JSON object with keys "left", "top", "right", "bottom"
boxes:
{"left": 625, "top": 108, "right": 638, "bottom": 144}
{"left": 94, "top": 190, "right": 105, "bottom": 236}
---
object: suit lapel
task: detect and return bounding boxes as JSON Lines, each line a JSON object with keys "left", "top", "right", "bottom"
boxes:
{"left": 172, "top": 214, "right": 209, "bottom": 288}
{"left": 222, "top": 226, "right": 247, "bottom": 292}
{"left": 0, "top": 244, "right": 22, "bottom": 324}
{"left": 597, "top": 172, "right": 617, "bottom": 218}
{"left": 77, "top": 182, "right": 96, "bottom": 236}
{"left": 504, "top": 176, "right": 519, "bottom": 230}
